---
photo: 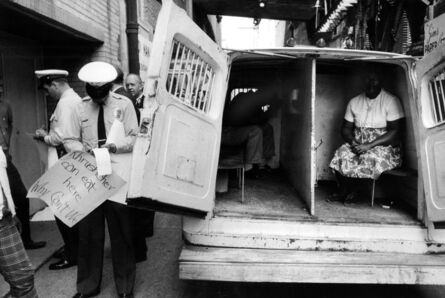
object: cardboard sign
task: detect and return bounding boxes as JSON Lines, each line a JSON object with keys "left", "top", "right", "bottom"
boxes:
{"left": 424, "top": 13, "right": 445, "bottom": 54}
{"left": 27, "top": 151, "right": 125, "bottom": 227}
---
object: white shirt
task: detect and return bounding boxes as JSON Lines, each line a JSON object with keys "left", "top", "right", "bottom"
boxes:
{"left": 344, "top": 89, "right": 405, "bottom": 128}
{"left": 64, "top": 92, "right": 138, "bottom": 153}
{"left": 44, "top": 88, "right": 82, "bottom": 147}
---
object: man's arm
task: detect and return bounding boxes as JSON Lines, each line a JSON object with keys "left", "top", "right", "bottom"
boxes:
{"left": 341, "top": 119, "right": 356, "bottom": 145}
{"left": 63, "top": 105, "right": 85, "bottom": 152}
{"left": 115, "top": 102, "right": 138, "bottom": 153}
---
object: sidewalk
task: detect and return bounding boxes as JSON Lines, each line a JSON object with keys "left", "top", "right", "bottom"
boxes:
{"left": 0, "top": 216, "right": 63, "bottom": 298}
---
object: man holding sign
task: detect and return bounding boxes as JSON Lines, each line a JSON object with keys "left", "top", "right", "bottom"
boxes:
{"left": 64, "top": 61, "right": 138, "bottom": 298}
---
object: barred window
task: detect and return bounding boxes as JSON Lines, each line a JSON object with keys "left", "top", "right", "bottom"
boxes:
{"left": 166, "top": 39, "right": 215, "bottom": 114}
{"left": 428, "top": 69, "right": 445, "bottom": 125}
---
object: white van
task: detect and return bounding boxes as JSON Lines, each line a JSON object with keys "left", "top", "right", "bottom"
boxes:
{"left": 128, "top": 0, "right": 445, "bottom": 284}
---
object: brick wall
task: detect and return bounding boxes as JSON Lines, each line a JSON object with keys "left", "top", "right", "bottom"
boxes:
{"left": 8, "top": 0, "right": 128, "bottom": 97}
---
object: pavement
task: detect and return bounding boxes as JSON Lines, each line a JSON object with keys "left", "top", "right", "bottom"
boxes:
{"left": 2, "top": 212, "right": 445, "bottom": 298}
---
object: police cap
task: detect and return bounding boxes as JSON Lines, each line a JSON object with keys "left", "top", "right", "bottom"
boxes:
{"left": 78, "top": 61, "right": 117, "bottom": 87}
{"left": 34, "top": 69, "right": 69, "bottom": 89}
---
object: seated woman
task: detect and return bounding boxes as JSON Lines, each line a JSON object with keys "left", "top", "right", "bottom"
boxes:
{"left": 329, "top": 68, "right": 405, "bottom": 203}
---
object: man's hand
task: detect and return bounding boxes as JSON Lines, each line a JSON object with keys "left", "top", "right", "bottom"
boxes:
{"left": 35, "top": 128, "right": 48, "bottom": 137}
{"left": 101, "top": 143, "right": 117, "bottom": 153}
{"left": 34, "top": 128, "right": 47, "bottom": 142}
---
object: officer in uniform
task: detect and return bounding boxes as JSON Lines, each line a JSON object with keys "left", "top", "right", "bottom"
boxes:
{"left": 64, "top": 61, "right": 138, "bottom": 298}
{"left": 34, "top": 69, "right": 82, "bottom": 270}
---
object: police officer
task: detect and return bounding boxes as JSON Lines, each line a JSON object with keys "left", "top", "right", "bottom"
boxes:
{"left": 34, "top": 69, "right": 82, "bottom": 270}
{"left": 64, "top": 61, "right": 137, "bottom": 298}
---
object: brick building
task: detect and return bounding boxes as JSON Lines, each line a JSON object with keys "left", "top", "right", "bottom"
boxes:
{"left": 0, "top": 0, "right": 130, "bottom": 191}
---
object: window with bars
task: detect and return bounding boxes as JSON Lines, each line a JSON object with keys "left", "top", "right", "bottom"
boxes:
{"left": 428, "top": 69, "right": 445, "bottom": 125}
{"left": 166, "top": 39, "right": 215, "bottom": 114}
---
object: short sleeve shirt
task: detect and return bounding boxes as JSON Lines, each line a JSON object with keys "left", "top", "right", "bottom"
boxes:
{"left": 344, "top": 89, "right": 405, "bottom": 128}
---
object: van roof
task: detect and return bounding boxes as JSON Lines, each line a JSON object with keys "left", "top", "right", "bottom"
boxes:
{"left": 227, "top": 46, "right": 416, "bottom": 62}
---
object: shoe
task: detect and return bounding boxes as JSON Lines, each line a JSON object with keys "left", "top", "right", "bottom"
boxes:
{"left": 326, "top": 192, "right": 346, "bottom": 203}
{"left": 49, "top": 258, "right": 76, "bottom": 270}
{"left": 343, "top": 192, "right": 357, "bottom": 205}
{"left": 72, "top": 290, "right": 99, "bottom": 298}
{"left": 23, "top": 240, "right": 46, "bottom": 250}
{"left": 118, "top": 293, "right": 134, "bottom": 298}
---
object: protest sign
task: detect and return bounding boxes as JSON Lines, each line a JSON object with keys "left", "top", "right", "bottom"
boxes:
{"left": 27, "top": 151, "right": 125, "bottom": 227}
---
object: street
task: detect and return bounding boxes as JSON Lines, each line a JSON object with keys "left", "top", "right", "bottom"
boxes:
{"left": 7, "top": 213, "right": 441, "bottom": 298}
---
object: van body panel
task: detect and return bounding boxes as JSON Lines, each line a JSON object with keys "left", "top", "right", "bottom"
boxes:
{"left": 415, "top": 46, "right": 445, "bottom": 222}
{"left": 127, "top": 0, "right": 228, "bottom": 214}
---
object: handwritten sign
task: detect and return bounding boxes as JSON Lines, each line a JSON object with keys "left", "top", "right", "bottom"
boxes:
{"left": 27, "top": 151, "right": 125, "bottom": 227}
{"left": 424, "top": 13, "right": 445, "bottom": 55}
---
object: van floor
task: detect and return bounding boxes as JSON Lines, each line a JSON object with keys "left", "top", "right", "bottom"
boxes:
{"left": 214, "top": 169, "right": 419, "bottom": 225}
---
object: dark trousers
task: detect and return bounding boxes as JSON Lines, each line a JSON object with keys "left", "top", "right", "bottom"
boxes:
{"left": 132, "top": 208, "right": 155, "bottom": 260}
{"left": 77, "top": 201, "right": 135, "bottom": 295}
{"left": 6, "top": 159, "right": 31, "bottom": 243}
{"left": 55, "top": 218, "right": 78, "bottom": 262}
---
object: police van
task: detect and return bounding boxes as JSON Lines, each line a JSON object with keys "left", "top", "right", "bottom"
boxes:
{"left": 128, "top": 0, "right": 445, "bottom": 284}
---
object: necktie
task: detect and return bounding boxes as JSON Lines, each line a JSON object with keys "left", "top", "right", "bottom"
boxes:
{"left": 136, "top": 96, "right": 144, "bottom": 109}
{"left": 97, "top": 104, "right": 106, "bottom": 147}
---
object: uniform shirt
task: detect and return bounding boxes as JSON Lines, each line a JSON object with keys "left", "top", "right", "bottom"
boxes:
{"left": 0, "top": 101, "right": 12, "bottom": 151}
{"left": 344, "top": 89, "right": 405, "bottom": 128}
{"left": 44, "top": 88, "right": 82, "bottom": 147}
{"left": 64, "top": 92, "right": 138, "bottom": 153}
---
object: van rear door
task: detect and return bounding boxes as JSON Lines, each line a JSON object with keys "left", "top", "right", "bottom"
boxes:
{"left": 416, "top": 43, "right": 445, "bottom": 223}
{"left": 127, "top": 0, "right": 229, "bottom": 217}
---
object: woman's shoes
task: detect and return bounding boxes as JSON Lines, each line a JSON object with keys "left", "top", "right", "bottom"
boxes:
{"left": 326, "top": 192, "right": 346, "bottom": 202}
{"left": 327, "top": 191, "right": 358, "bottom": 205}
{"left": 343, "top": 192, "right": 358, "bottom": 205}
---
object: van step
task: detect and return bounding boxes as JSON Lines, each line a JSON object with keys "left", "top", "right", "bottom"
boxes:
{"left": 179, "top": 245, "right": 445, "bottom": 284}
{"left": 183, "top": 217, "right": 445, "bottom": 254}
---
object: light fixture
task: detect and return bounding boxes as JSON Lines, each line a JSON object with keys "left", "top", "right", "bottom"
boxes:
{"left": 258, "top": 0, "right": 266, "bottom": 8}
{"left": 253, "top": 18, "right": 261, "bottom": 26}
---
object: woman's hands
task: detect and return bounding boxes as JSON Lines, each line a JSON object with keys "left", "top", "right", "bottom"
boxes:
{"left": 351, "top": 141, "right": 373, "bottom": 155}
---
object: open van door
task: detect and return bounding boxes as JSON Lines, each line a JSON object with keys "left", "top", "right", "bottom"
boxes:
{"left": 127, "top": 0, "right": 229, "bottom": 217}
{"left": 416, "top": 44, "right": 445, "bottom": 223}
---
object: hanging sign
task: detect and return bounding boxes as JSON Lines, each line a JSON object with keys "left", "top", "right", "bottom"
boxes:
{"left": 424, "top": 13, "right": 445, "bottom": 54}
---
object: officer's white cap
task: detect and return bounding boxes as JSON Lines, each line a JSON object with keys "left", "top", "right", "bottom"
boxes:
{"left": 35, "top": 69, "right": 69, "bottom": 89}
{"left": 34, "top": 69, "right": 69, "bottom": 79}
{"left": 78, "top": 62, "right": 117, "bottom": 87}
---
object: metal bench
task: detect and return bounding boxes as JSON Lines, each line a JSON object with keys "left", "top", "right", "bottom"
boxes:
{"left": 218, "top": 162, "right": 245, "bottom": 203}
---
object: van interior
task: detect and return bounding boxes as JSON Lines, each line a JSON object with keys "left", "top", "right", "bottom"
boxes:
{"left": 216, "top": 56, "right": 420, "bottom": 226}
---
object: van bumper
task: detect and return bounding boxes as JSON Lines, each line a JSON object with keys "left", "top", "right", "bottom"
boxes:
{"left": 179, "top": 245, "right": 445, "bottom": 284}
